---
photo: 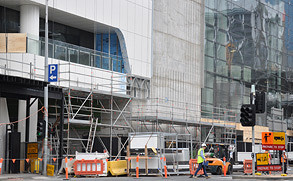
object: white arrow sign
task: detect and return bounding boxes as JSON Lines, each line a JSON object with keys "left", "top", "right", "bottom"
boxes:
{"left": 49, "top": 75, "right": 56, "bottom": 80}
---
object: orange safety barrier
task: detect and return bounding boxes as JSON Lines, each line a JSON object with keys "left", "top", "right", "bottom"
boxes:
{"left": 136, "top": 155, "right": 139, "bottom": 178}
{"left": 0, "top": 158, "right": 3, "bottom": 175}
{"left": 65, "top": 157, "right": 68, "bottom": 179}
{"left": 74, "top": 159, "right": 104, "bottom": 176}
{"left": 223, "top": 157, "right": 226, "bottom": 176}
{"left": 243, "top": 159, "right": 252, "bottom": 174}
{"left": 189, "top": 159, "right": 204, "bottom": 176}
{"left": 163, "top": 157, "right": 167, "bottom": 178}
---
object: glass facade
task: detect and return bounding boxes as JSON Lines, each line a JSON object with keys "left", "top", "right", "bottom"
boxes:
{"left": 96, "top": 33, "right": 123, "bottom": 73}
{"left": 203, "top": 0, "right": 293, "bottom": 126}
{"left": 0, "top": 6, "right": 125, "bottom": 73}
{"left": 39, "top": 19, "right": 94, "bottom": 50}
{"left": 0, "top": 6, "right": 20, "bottom": 33}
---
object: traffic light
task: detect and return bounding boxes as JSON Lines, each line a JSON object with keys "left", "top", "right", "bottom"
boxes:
{"left": 37, "top": 120, "right": 46, "bottom": 140}
{"left": 240, "top": 104, "right": 256, "bottom": 127}
{"left": 255, "top": 91, "right": 266, "bottom": 113}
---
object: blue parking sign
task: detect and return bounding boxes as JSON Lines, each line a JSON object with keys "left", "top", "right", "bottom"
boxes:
{"left": 48, "top": 64, "right": 58, "bottom": 82}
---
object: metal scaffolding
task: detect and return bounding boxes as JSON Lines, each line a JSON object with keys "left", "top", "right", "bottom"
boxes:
{"left": 0, "top": 50, "right": 238, "bottom": 168}
{"left": 54, "top": 59, "right": 238, "bottom": 161}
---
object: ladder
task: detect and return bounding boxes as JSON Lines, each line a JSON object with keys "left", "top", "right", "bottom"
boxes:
{"left": 64, "top": 90, "right": 93, "bottom": 155}
{"left": 86, "top": 118, "right": 98, "bottom": 153}
{"left": 225, "top": 127, "right": 236, "bottom": 145}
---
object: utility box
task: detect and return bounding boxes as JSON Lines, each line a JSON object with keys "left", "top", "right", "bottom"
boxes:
{"left": 129, "top": 133, "right": 164, "bottom": 150}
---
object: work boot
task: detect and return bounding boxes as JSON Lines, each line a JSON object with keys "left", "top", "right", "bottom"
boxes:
{"left": 205, "top": 176, "right": 211, "bottom": 179}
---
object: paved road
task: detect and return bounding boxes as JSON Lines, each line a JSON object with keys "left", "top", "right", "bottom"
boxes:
{"left": 1, "top": 172, "right": 293, "bottom": 181}
{"left": 0, "top": 174, "right": 234, "bottom": 181}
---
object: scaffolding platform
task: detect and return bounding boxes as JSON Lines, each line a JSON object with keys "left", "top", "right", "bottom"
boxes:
{"left": 129, "top": 116, "right": 236, "bottom": 128}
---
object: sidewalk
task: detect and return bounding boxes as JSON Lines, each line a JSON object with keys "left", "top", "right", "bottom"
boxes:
{"left": 0, "top": 173, "right": 61, "bottom": 180}
{"left": 232, "top": 175, "right": 293, "bottom": 180}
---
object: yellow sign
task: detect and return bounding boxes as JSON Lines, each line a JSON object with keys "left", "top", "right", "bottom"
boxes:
{"left": 273, "top": 132, "right": 285, "bottom": 145}
{"left": 31, "top": 159, "right": 40, "bottom": 173}
{"left": 256, "top": 153, "right": 269, "bottom": 165}
{"left": 47, "top": 164, "right": 55, "bottom": 176}
{"left": 27, "top": 143, "right": 38, "bottom": 154}
{"left": 262, "top": 132, "right": 273, "bottom": 145}
{"left": 27, "top": 154, "right": 38, "bottom": 159}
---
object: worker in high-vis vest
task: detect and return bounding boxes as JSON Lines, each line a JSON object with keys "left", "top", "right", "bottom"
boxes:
{"left": 281, "top": 150, "right": 287, "bottom": 174}
{"left": 190, "top": 143, "right": 210, "bottom": 178}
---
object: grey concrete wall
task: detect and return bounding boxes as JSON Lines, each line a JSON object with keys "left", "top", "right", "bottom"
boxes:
{"left": 133, "top": 0, "right": 205, "bottom": 122}
{"left": 0, "top": 98, "right": 10, "bottom": 160}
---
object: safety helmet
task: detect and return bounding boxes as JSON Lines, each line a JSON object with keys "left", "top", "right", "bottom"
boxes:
{"left": 202, "top": 143, "right": 207, "bottom": 147}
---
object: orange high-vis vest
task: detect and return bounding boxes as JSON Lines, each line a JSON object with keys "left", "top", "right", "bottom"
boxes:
{"left": 281, "top": 154, "right": 287, "bottom": 163}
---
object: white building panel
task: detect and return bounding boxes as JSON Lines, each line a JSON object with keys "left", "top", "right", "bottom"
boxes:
{"left": 56, "top": 0, "right": 67, "bottom": 12}
{"left": 103, "top": 0, "right": 112, "bottom": 24}
{"left": 127, "top": 2, "right": 136, "bottom": 33}
{"left": 128, "top": 0, "right": 136, "bottom": 4}
{"left": 95, "top": 0, "right": 104, "bottom": 23}
{"left": 134, "top": 34, "right": 142, "bottom": 61}
{"left": 136, "top": 0, "right": 143, "bottom": 7}
{"left": 85, "top": 0, "right": 95, "bottom": 20}
{"left": 143, "top": 0, "right": 149, "bottom": 9}
{"left": 135, "top": 5, "right": 143, "bottom": 35}
{"left": 66, "top": 0, "right": 77, "bottom": 14}
{"left": 142, "top": 8, "right": 149, "bottom": 38}
{"left": 125, "top": 31, "right": 135, "bottom": 60}
{"left": 111, "top": 0, "right": 120, "bottom": 28}
{"left": 76, "top": 0, "right": 86, "bottom": 17}
{"left": 141, "top": 37, "right": 148, "bottom": 62}
{"left": 119, "top": 0, "right": 128, "bottom": 31}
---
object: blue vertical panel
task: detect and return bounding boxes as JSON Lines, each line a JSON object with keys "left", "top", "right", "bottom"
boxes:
{"left": 102, "top": 33, "right": 110, "bottom": 70}
{"left": 110, "top": 34, "right": 118, "bottom": 71}
{"left": 110, "top": 34, "right": 118, "bottom": 55}
{"left": 116, "top": 34, "right": 123, "bottom": 72}
{"left": 102, "top": 33, "right": 109, "bottom": 53}
{"left": 95, "top": 34, "right": 102, "bottom": 68}
{"left": 96, "top": 34, "right": 102, "bottom": 52}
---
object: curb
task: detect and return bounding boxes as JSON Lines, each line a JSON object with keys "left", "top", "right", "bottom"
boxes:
{"left": 232, "top": 175, "right": 293, "bottom": 180}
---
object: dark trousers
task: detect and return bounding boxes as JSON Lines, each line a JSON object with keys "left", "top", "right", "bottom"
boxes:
{"left": 284, "top": 162, "right": 287, "bottom": 174}
{"left": 193, "top": 162, "right": 208, "bottom": 177}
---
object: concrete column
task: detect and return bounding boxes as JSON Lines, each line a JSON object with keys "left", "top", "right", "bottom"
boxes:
{"left": 18, "top": 100, "right": 27, "bottom": 143}
{"left": 20, "top": 4, "right": 40, "bottom": 54}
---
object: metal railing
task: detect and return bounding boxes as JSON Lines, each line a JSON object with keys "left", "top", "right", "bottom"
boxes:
{"left": 26, "top": 35, "right": 125, "bottom": 73}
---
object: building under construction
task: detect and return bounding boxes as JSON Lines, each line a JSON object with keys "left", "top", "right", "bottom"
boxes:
{"left": 0, "top": 0, "right": 293, "bottom": 175}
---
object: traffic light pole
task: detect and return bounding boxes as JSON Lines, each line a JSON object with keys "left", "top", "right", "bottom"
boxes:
{"left": 43, "top": 0, "right": 49, "bottom": 175}
{"left": 251, "top": 85, "right": 256, "bottom": 176}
